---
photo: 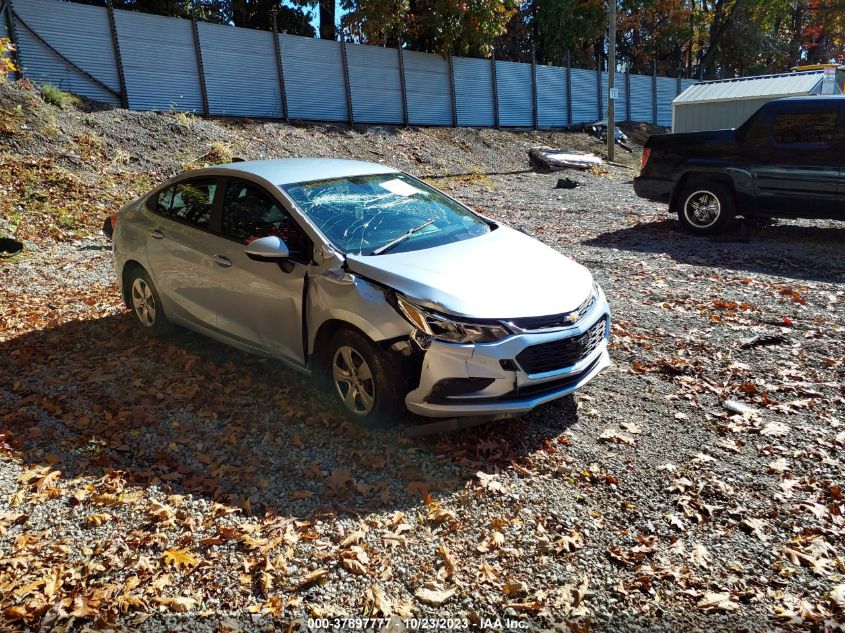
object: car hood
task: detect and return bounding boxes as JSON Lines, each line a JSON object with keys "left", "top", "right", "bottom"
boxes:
{"left": 345, "top": 225, "right": 594, "bottom": 319}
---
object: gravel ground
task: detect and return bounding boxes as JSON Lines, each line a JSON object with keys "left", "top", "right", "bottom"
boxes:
{"left": 1, "top": 82, "right": 844, "bottom": 632}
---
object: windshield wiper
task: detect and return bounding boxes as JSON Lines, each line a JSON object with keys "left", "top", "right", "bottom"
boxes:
{"left": 371, "top": 219, "right": 435, "bottom": 255}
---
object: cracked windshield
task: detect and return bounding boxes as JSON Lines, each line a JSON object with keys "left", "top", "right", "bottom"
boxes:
{"left": 282, "top": 173, "right": 491, "bottom": 255}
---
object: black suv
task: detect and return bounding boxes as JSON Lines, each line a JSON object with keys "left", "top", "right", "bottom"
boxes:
{"left": 634, "top": 96, "right": 844, "bottom": 234}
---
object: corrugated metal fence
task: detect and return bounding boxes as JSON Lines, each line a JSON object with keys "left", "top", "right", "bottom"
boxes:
{"left": 5, "top": 0, "right": 687, "bottom": 127}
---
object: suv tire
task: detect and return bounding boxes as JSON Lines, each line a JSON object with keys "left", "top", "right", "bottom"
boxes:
{"left": 677, "top": 181, "right": 735, "bottom": 235}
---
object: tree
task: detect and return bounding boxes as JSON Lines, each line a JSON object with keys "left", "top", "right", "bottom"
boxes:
{"left": 341, "top": 0, "right": 518, "bottom": 57}
{"left": 229, "top": 0, "right": 315, "bottom": 35}
{"left": 319, "top": 0, "right": 337, "bottom": 39}
{"left": 0, "top": 38, "right": 16, "bottom": 79}
{"left": 523, "top": 0, "right": 606, "bottom": 67}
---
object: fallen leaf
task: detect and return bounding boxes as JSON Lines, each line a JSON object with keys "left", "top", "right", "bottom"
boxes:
{"left": 363, "top": 585, "right": 393, "bottom": 617}
{"left": 34, "top": 470, "right": 61, "bottom": 492}
{"left": 341, "top": 529, "right": 367, "bottom": 547}
{"left": 599, "top": 429, "right": 635, "bottom": 445}
{"left": 691, "top": 543, "right": 711, "bottom": 569}
{"left": 697, "top": 591, "right": 738, "bottom": 612}
{"left": 155, "top": 596, "right": 197, "bottom": 612}
{"left": 761, "top": 421, "right": 789, "bottom": 437}
{"left": 161, "top": 548, "right": 199, "bottom": 570}
{"left": 477, "top": 531, "right": 505, "bottom": 553}
{"left": 86, "top": 513, "right": 112, "bottom": 527}
{"left": 415, "top": 586, "right": 456, "bottom": 606}
{"left": 831, "top": 584, "right": 845, "bottom": 610}
{"left": 438, "top": 544, "right": 457, "bottom": 575}
{"left": 297, "top": 568, "right": 328, "bottom": 589}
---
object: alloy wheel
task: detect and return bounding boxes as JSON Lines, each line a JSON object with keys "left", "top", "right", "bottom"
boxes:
{"left": 131, "top": 278, "right": 156, "bottom": 327}
{"left": 684, "top": 190, "right": 721, "bottom": 228}
{"left": 332, "top": 345, "right": 375, "bottom": 416}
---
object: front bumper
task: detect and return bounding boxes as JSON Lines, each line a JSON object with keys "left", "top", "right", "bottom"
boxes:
{"left": 405, "top": 296, "right": 611, "bottom": 418}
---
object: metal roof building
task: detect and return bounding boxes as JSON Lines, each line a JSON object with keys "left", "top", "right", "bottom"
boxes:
{"left": 672, "top": 71, "right": 828, "bottom": 132}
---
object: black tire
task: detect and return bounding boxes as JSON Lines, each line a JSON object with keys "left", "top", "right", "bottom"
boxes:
{"left": 324, "top": 328, "right": 406, "bottom": 428}
{"left": 677, "top": 181, "right": 735, "bottom": 235}
{"left": 124, "top": 266, "right": 175, "bottom": 338}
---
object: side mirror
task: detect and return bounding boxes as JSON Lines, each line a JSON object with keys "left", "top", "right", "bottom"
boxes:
{"left": 244, "top": 235, "right": 290, "bottom": 261}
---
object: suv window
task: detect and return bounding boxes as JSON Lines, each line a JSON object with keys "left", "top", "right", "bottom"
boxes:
{"left": 222, "top": 178, "right": 310, "bottom": 261}
{"left": 771, "top": 110, "right": 838, "bottom": 145}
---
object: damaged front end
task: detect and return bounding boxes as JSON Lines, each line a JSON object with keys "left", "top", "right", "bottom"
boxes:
{"left": 384, "top": 289, "right": 612, "bottom": 418}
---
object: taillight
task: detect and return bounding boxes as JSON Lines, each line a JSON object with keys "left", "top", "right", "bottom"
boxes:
{"left": 641, "top": 148, "right": 651, "bottom": 170}
{"left": 110, "top": 212, "right": 118, "bottom": 229}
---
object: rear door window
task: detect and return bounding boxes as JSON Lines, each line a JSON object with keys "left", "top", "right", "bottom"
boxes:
{"left": 151, "top": 185, "right": 176, "bottom": 214}
{"left": 771, "top": 110, "right": 838, "bottom": 145}
{"left": 167, "top": 179, "right": 217, "bottom": 229}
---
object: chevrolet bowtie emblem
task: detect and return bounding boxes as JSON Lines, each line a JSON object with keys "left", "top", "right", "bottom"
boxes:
{"left": 566, "top": 311, "right": 580, "bottom": 323}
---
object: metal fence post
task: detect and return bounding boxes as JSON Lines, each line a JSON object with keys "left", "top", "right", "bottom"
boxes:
{"left": 191, "top": 17, "right": 209, "bottom": 116}
{"left": 340, "top": 41, "right": 354, "bottom": 125}
{"left": 4, "top": 0, "right": 22, "bottom": 81}
{"left": 397, "top": 44, "right": 408, "bottom": 127}
{"left": 447, "top": 53, "right": 457, "bottom": 127}
{"left": 106, "top": 1, "right": 128, "bottom": 108}
{"left": 271, "top": 10, "right": 288, "bottom": 122}
{"left": 490, "top": 52, "right": 499, "bottom": 129}
{"left": 651, "top": 60, "right": 657, "bottom": 125}
{"left": 531, "top": 49, "right": 538, "bottom": 130}
{"left": 565, "top": 50, "right": 572, "bottom": 125}
{"left": 624, "top": 69, "right": 631, "bottom": 121}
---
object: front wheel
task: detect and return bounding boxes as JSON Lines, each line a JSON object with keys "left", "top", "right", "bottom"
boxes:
{"left": 326, "top": 329, "right": 406, "bottom": 428}
{"left": 677, "top": 182, "right": 735, "bottom": 235}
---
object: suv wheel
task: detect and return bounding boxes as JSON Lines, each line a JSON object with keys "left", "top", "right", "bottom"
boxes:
{"left": 327, "top": 329, "right": 406, "bottom": 427}
{"left": 677, "top": 182, "right": 735, "bottom": 235}
{"left": 125, "top": 267, "right": 174, "bottom": 337}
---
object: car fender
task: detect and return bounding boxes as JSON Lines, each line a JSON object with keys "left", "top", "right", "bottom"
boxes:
{"left": 307, "top": 267, "right": 413, "bottom": 355}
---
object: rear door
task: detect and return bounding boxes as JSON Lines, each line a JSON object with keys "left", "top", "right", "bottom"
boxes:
{"left": 203, "top": 177, "right": 312, "bottom": 364}
{"left": 752, "top": 103, "right": 841, "bottom": 215}
{"left": 144, "top": 177, "right": 221, "bottom": 329}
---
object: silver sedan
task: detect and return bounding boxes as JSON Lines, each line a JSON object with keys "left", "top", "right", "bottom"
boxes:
{"left": 111, "top": 159, "right": 610, "bottom": 426}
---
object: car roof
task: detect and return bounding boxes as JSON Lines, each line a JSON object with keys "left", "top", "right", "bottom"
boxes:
{"left": 199, "top": 158, "right": 400, "bottom": 186}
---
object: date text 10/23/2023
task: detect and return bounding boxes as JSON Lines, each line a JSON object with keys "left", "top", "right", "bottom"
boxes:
{"left": 305, "top": 617, "right": 530, "bottom": 630}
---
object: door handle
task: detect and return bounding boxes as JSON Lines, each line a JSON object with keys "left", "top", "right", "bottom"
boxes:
{"left": 213, "top": 255, "right": 233, "bottom": 268}
{"left": 151, "top": 229, "right": 164, "bottom": 239}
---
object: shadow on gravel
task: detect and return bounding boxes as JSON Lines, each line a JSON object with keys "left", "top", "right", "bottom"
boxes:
{"left": 585, "top": 218, "right": 845, "bottom": 283}
{"left": 0, "top": 313, "right": 579, "bottom": 518}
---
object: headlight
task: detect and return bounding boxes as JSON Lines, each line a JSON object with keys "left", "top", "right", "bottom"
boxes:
{"left": 396, "top": 296, "right": 511, "bottom": 344}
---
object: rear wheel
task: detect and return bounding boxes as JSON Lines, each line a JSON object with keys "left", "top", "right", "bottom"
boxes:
{"left": 125, "top": 267, "right": 174, "bottom": 337}
{"left": 677, "top": 181, "right": 735, "bottom": 235}
{"left": 326, "top": 329, "right": 406, "bottom": 427}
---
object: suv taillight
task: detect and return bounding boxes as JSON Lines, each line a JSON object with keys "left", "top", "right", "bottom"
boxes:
{"left": 641, "top": 148, "right": 651, "bottom": 170}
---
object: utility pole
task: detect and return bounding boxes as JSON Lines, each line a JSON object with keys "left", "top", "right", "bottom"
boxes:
{"left": 607, "top": 0, "right": 616, "bottom": 161}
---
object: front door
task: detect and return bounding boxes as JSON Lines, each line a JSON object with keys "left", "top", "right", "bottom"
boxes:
{"left": 206, "top": 177, "right": 312, "bottom": 364}
{"left": 753, "top": 105, "right": 841, "bottom": 216}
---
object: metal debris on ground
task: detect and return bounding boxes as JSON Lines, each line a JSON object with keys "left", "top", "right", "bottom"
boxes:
{"left": 529, "top": 146, "right": 603, "bottom": 171}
